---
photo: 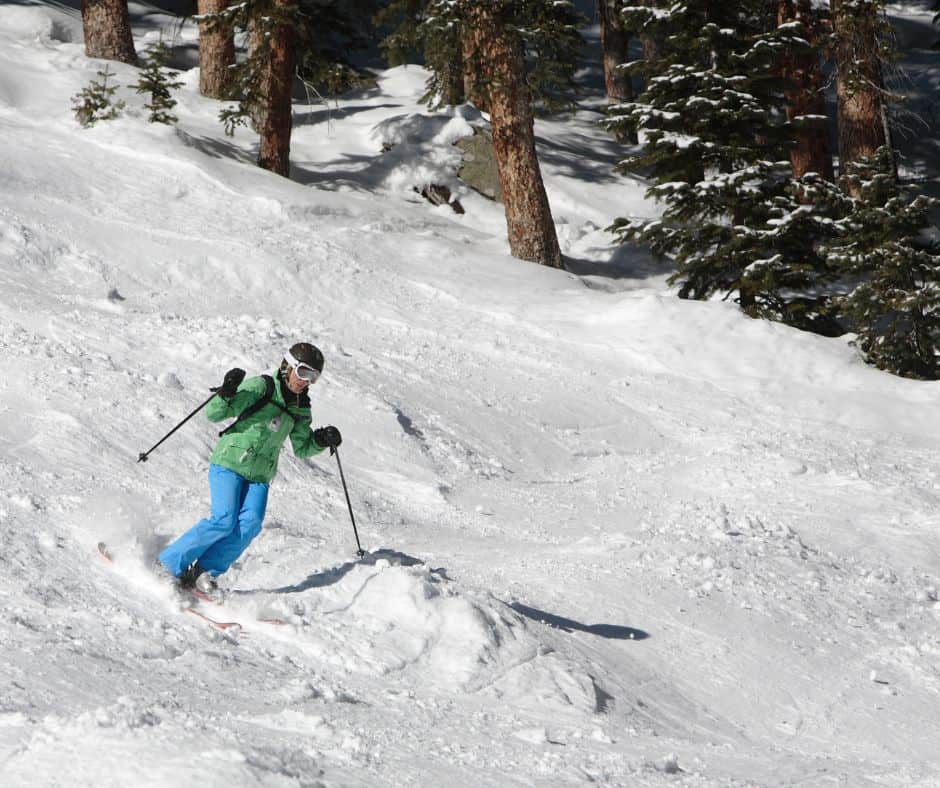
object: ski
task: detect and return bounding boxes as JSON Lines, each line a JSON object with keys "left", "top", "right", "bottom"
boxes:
{"left": 97, "top": 542, "right": 242, "bottom": 634}
{"left": 186, "top": 588, "right": 288, "bottom": 627}
{"left": 96, "top": 542, "right": 284, "bottom": 629}
{"left": 181, "top": 603, "right": 242, "bottom": 634}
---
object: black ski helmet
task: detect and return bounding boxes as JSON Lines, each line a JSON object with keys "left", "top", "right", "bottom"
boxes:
{"left": 285, "top": 342, "right": 324, "bottom": 373}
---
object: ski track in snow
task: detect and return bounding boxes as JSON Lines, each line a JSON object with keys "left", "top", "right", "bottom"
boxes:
{"left": 1, "top": 2, "right": 939, "bottom": 786}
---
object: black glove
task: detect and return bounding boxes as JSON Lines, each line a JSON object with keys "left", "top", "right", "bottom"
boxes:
{"left": 313, "top": 425, "right": 342, "bottom": 449}
{"left": 216, "top": 368, "right": 245, "bottom": 399}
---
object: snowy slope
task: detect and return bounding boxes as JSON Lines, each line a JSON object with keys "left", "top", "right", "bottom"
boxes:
{"left": 1, "top": 3, "right": 939, "bottom": 787}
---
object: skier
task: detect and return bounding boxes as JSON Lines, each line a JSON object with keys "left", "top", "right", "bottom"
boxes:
{"left": 158, "top": 342, "right": 342, "bottom": 593}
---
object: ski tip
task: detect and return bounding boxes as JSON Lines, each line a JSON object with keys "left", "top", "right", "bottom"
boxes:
{"left": 258, "top": 617, "right": 290, "bottom": 626}
{"left": 97, "top": 542, "right": 113, "bottom": 562}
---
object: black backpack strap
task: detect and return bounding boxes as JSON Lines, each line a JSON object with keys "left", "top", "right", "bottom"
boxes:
{"left": 218, "top": 374, "right": 276, "bottom": 437}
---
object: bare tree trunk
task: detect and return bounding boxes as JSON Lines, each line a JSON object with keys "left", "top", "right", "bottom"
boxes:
{"left": 464, "top": 2, "right": 562, "bottom": 268}
{"left": 257, "top": 4, "right": 294, "bottom": 178}
{"left": 81, "top": 0, "right": 136, "bottom": 64}
{"left": 778, "top": 0, "right": 834, "bottom": 181}
{"left": 197, "top": 0, "right": 235, "bottom": 98}
{"left": 830, "top": 0, "right": 887, "bottom": 189}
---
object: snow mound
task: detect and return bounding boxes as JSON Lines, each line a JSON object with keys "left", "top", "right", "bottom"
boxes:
{"left": 232, "top": 559, "right": 599, "bottom": 714}
{"left": 370, "top": 110, "right": 474, "bottom": 197}
{"left": 0, "top": 8, "right": 57, "bottom": 43}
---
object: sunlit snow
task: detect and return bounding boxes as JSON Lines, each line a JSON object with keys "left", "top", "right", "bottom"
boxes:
{"left": 1, "top": 2, "right": 938, "bottom": 787}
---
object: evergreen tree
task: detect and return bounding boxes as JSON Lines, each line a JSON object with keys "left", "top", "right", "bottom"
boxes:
{"left": 411, "top": 0, "right": 468, "bottom": 107}
{"left": 829, "top": 148, "right": 940, "bottom": 378}
{"left": 422, "top": 0, "right": 584, "bottom": 112}
{"left": 830, "top": 0, "right": 896, "bottom": 189}
{"left": 195, "top": 0, "right": 236, "bottom": 99}
{"left": 419, "top": 1, "right": 584, "bottom": 268}
{"left": 608, "top": 0, "right": 839, "bottom": 328}
{"left": 376, "top": 0, "right": 427, "bottom": 67}
{"left": 294, "top": 0, "right": 379, "bottom": 95}
{"left": 210, "top": 0, "right": 379, "bottom": 174}
{"left": 598, "top": 1, "right": 634, "bottom": 106}
{"left": 133, "top": 41, "right": 184, "bottom": 125}
{"left": 72, "top": 65, "right": 125, "bottom": 127}
{"left": 599, "top": 0, "right": 636, "bottom": 147}
{"left": 776, "top": 0, "right": 833, "bottom": 181}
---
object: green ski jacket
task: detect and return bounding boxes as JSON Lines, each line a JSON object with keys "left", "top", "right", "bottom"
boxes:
{"left": 206, "top": 372, "right": 325, "bottom": 483}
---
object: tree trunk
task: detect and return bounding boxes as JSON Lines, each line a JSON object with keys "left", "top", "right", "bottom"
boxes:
{"left": 598, "top": 1, "right": 633, "bottom": 104}
{"left": 830, "top": 0, "right": 887, "bottom": 189}
{"left": 462, "top": 20, "right": 489, "bottom": 112}
{"left": 463, "top": 2, "right": 562, "bottom": 268}
{"left": 81, "top": 0, "right": 136, "bottom": 64}
{"left": 197, "top": 0, "right": 235, "bottom": 98}
{"left": 778, "top": 0, "right": 834, "bottom": 181}
{"left": 248, "top": 20, "right": 267, "bottom": 133}
{"left": 444, "top": 43, "right": 465, "bottom": 106}
{"left": 599, "top": 0, "right": 637, "bottom": 144}
{"left": 639, "top": 0, "right": 661, "bottom": 64}
{"left": 257, "top": 5, "right": 294, "bottom": 178}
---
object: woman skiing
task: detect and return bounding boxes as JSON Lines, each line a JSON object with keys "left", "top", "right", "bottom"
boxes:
{"left": 158, "top": 342, "right": 342, "bottom": 593}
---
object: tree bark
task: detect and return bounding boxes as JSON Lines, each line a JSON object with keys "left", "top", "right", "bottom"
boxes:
{"left": 778, "top": 0, "right": 834, "bottom": 181}
{"left": 462, "top": 20, "right": 489, "bottom": 112}
{"left": 257, "top": 4, "right": 294, "bottom": 178}
{"left": 443, "top": 42, "right": 465, "bottom": 106}
{"left": 463, "top": 2, "right": 562, "bottom": 268}
{"left": 830, "top": 0, "right": 887, "bottom": 188}
{"left": 598, "top": 1, "right": 633, "bottom": 104}
{"left": 81, "top": 0, "right": 137, "bottom": 64}
{"left": 599, "top": 0, "right": 637, "bottom": 144}
{"left": 197, "top": 0, "right": 235, "bottom": 98}
{"left": 247, "top": 20, "right": 267, "bottom": 133}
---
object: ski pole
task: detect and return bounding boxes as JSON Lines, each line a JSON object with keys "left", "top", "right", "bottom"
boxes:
{"left": 137, "top": 390, "right": 219, "bottom": 463}
{"left": 330, "top": 446, "right": 365, "bottom": 558}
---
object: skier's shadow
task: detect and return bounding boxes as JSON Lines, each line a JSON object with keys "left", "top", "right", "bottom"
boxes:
{"left": 244, "top": 549, "right": 448, "bottom": 595}
{"left": 507, "top": 601, "right": 649, "bottom": 641}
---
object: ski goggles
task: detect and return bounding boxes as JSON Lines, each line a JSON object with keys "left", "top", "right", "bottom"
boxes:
{"left": 285, "top": 350, "right": 322, "bottom": 383}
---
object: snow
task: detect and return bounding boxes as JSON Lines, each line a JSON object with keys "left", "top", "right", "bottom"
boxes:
{"left": 1, "top": 2, "right": 939, "bottom": 786}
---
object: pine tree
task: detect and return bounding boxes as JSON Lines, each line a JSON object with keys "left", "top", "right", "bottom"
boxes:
{"left": 72, "top": 65, "right": 126, "bottom": 127}
{"left": 598, "top": 1, "right": 634, "bottom": 105}
{"left": 829, "top": 148, "right": 940, "bottom": 378}
{"left": 294, "top": 0, "right": 378, "bottom": 95}
{"left": 777, "top": 0, "right": 833, "bottom": 181}
{"left": 830, "top": 0, "right": 895, "bottom": 189}
{"left": 421, "top": 1, "right": 583, "bottom": 268}
{"left": 133, "top": 41, "right": 184, "bottom": 124}
{"left": 376, "top": 0, "right": 427, "bottom": 67}
{"left": 422, "top": 0, "right": 583, "bottom": 113}
{"left": 390, "top": 0, "right": 467, "bottom": 108}
{"left": 196, "top": 0, "right": 235, "bottom": 98}
{"left": 608, "top": 0, "right": 839, "bottom": 328}
{"left": 211, "top": 0, "right": 379, "bottom": 175}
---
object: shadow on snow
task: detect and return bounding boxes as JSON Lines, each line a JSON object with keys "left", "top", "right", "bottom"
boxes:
{"left": 508, "top": 601, "right": 649, "bottom": 641}
{"left": 239, "top": 548, "right": 450, "bottom": 595}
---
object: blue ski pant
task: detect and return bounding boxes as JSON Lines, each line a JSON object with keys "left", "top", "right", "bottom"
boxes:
{"left": 159, "top": 464, "right": 269, "bottom": 577}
